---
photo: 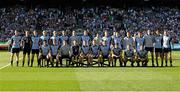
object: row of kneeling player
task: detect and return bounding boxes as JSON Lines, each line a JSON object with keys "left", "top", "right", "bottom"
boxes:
{"left": 37, "top": 40, "right": 149, "bottom": 67}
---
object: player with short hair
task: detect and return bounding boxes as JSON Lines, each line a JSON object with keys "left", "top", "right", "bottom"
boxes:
{"left": 163, "top": 30, "right": 173, "bottom": 67}
{"left": 93, "top": 33, "right": 101, "bottom": 45}
{"left": 112, "top": 31, "right": 123, "bottom": 50}
{"left": 99, "top": 41, "right": 111, "bottom": 67}
{"left": 49, "top": 39, "right": 60, "bottom": 67}
{"left": 38, "top": 40, "right": 50, "bottom": 67}
{"left": 60, "top": 31, "right": 69, "bottom": 44}
{"left": 69, "top": 31, "right": 80, "bottom": 46}
{"left": 70, "top": 40, "right": 80, "bottom": 66}
{"left": 136, "top": 45, "right": 148, "bottom": 67}
{"left": 89, "top": 40, "right": 100, "bottom": 66}
{"left": 135, "top": 31, "right": 144, "bottom": 52}
{"left": 124, "top": 45, "right": 135, "bottom": 67}
{"left": 9, "top": 30, "right": 22, "bottom": 66}
{"left": 81, "top": 30, "right": 90, "bottom": 45}
{"left": 50, "top": 31, "right": 60, "bottom": 46}
{"left": 31, "top": 30, "right": 41, "bottom": 67}
{"left": 40, "top": 31, "right": 50, "bottom": 45}
{"left": 102, "top": 30, "right": 111, "bottom": 47}
{"left": 123, "top": 31, "right": 134, "bottom": 50}
{"left": 154, "top": 30, "right": 163, "bottom": 67}
{"left": 79, "top": 41, "right": 91, "bottom": 66}
{"left": 21, "top": 31, "right": 32, "bottom": 67}
{"left": 111, "top": 43, "right": 123, "bottom": 67}
{"left": 144, "top": 30, "right": 155, "bottom": 66}
{"left": 57, "top": 40, "right": 71, "bottom": 67}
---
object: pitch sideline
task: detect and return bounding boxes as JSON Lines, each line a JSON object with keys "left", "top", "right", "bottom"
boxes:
{"left": 0, "top": 57, "right": 23, "bottom": 70}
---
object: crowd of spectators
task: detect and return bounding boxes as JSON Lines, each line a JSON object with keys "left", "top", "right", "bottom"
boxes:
{"left": 0, "top": 5, "right": 179, "bottom": 42}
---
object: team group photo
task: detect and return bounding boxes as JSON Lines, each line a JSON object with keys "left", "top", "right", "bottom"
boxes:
{"left": 0, "top": 0, "right": 179, "bottom": 91}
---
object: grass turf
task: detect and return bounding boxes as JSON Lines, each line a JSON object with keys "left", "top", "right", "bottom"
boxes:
{"left": 0, "top": 51, "right": 180, "bottom": 91}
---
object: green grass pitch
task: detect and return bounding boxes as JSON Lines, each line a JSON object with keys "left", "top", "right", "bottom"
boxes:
{"left": 0, "top": 50, "right": 180, "bottom": 91}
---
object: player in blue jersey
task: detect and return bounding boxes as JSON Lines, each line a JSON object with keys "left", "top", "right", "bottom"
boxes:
{"left": 9, "top": 30, "right": 22, "bottom": 66}
{"left": 38, "top": 40, "right": 50, "bottom": 67}
{"left": 49, "top": 39, "right": 60, "bottom": 67}
{"left": 124, "top": 45, "right": 135, "bottom": 67}
{"left": 136, "top": 45, "right": 148, "bottom": 67}
{"left": 21, "top": 31, "right": 32, "bottom": 67}
{"left": 102, "top": 30, "right": 111, "bottom": 47}
{"left": 112, "top": 31, "right": 123, "bottom": 50}
{"left": 163, "top": 30, "right": 173, "bottom": 67}
{"left": 89, "top": 40, "right": 100, "bottom": 66}
{"left": 57, "top": 40, "right": 71, "bottom": 67}
{"left": 99, "top": 41, "right": 111, "bottom": 67}
{"left": 154, "top": 30, "right": 163, "bottom": 67}
{"left": 50, "top": 31, "right": 60, "bottom": 46}
{"left": 31, "top": 30, "right": 41, "bottom": 67}
{"left": 40, "top": 31, "right": 50, "bottom": 45}
{"left": 60, "top": 31, "right": 69, "bottom": 44}
{"left": 69, "top": 31, "right": 80, "bottom": 46}
{"left": 135, "top": 32, "right": 144, "bottom": 52}
{"left": 144, "top": 30, "right": 155, "bottom": 66}
{"left": 79, "top": 41, "right": 91, "bottom": 66}
{"left": 123, "top": 31, "right": 134, "bottom": 50}
{"left": 81, "top": 30, "right": 90, "bottom": 45}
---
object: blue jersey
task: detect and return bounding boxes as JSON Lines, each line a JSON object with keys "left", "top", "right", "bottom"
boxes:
{"left": 51, "top": 36, "right": 60, "bottom": 45}
{"left": 144, "top": 35, "right": 155, "bottom": 48}
{"left": 102, "top": 36, "right": 111, "bottom": 46}
{"left": 123, "top": 37, "right": 134, "bottom": 50}
{"left": 40, "top": 35, "right": 50, "bottom": 44}
{"left": 81, "top": 46, "right": 90, "bottom": 54}
{"left": 91, "top": 45, "right": 99, "bottom": 55}
{"left": 40, "top": 45, "right": 50, "bottom": 56}
{"left": 112, "top": 36, "right": 122, "bottom": 49}
{"left": 81, "top": 36, "right": 90, "bottom": 45}
{"left": 100, "top": 45, "right": 110, "bottom": 56}
{"left": 69, "top": 36, "right": 79, "bottom": 45}
{"left": 155, "top": 35, "right": 163, "bottom": 49}
{"left": 135, "top": 37, "right": 144, "bottom": 51}
{"left": 11, "top": 35, "right": 21, "bottom": 48}
{"left": 60, "top": 36, "right": 69, "bottom": 43}
{"left": 50, "top": 45, "right": 59, "bottom": 56}
{"left": 31, "top": 36, "right": 40, "bottom": 50}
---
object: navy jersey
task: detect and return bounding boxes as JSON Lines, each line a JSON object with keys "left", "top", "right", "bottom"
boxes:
{"left": 22, "top": 36, "right": 32, "bottom": 49}
{"left": 100, "top": 45, "right": 110, "bottom": 56}
{"left": 155, "top": 35, "right": 163, "bottom": 49}
{"left": 112, "top": 47, "right": 122, "bottom": 56}
{"left": 71, "top": 45, "right": 80, "bottom": 55}
{"left": 32, "top": 36, "right": 40, "bottom": 50}
{"left": 11, "top": 35, "right": 21, "bottom": 48}
{"left": 50, "top": 45, "right": 59, "bottom": 56}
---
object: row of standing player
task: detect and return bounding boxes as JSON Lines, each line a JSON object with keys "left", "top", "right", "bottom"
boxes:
{"left": 9, "top": 29, "right": 172, "bottom": 67}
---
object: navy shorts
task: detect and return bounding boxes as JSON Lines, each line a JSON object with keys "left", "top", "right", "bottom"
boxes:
{"left": 32, "top": 49, "right": 39, "bottom": 54}
{"left": 11, "top": 48, "right": 20, "bottom": 53}
{"left": 155, "top": 48, "right": 163, "bottom": 53}
{"left": 163, "top": 48, "right": 171, "bottom": 53}
{"left": 145, "top": 47, "right": 154, "bottom": 52}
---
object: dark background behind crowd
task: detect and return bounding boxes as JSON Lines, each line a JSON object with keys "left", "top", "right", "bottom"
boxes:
{"left": 0, "top": 0, "right": 179, "bottom": 43}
